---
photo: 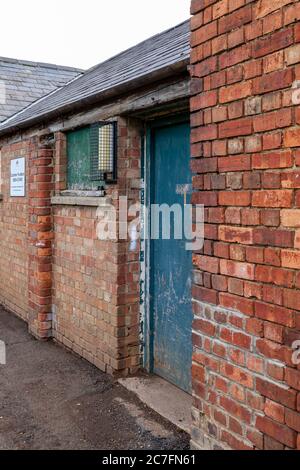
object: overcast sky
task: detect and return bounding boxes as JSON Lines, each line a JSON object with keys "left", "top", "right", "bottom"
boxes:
{"left": 1, "top": 0, "right": 190, "bottom": 70}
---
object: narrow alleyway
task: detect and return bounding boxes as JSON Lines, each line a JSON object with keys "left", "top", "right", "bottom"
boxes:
{"left": 0, "top": 308, "right": 189, "bottom": 450}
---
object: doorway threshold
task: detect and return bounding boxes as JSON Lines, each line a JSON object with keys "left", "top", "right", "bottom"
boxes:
{"left": 118, "top": 374, "right": 192, "bottom": 434}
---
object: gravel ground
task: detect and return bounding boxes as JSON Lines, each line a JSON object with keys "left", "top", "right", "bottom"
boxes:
{"left": 0, "top": 307, "right": 189, "bottom": 450}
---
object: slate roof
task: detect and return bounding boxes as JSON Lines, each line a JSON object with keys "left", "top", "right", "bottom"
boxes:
{"left": 0, "top": 57, "right": 83, "bottom": 122}
{"left": 0, "top": 20, "right": 190, "bottom": 136}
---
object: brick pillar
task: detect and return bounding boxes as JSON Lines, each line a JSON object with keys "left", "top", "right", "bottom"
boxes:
{"left": 190, "top": 0, "right": 300, "bottom": 451}
{"left": 113, "top": 117, "right": 142, "bottom": 374}
{"left": 28, "top": 135, "right": 54, "bottom": 339}
{"left": 54, "top": 132, "right": 67, "bottom": 192}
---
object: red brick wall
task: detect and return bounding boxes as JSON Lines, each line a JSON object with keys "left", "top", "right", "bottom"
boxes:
{"left": 51, "top": 117, "right": 141, "bottom": 375}
{"left": 0, "top": 116, "right": 141, "bottom": 377}
{"left": 0, "top": 141, "right": 30, "bottom": 320}
{"left": 52, "top": 204, "right": 121, "bottom": 372}
{"left": 28, "top": 136, "right": 54, "bottom": 339}
{"left": 0, "top": 136, "right": 55, "bottom": 336}
{"left": 190, "top": 0, "right": 300, "bottom": 450}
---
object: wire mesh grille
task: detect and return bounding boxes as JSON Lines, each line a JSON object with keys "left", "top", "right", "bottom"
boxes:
{"left": 90, "top": 121, "right": 117, "bottom": 183}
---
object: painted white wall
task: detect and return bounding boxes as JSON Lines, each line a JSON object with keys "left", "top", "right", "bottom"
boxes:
{"left": 1, "top": 0, "right": 190, "bottom": 69}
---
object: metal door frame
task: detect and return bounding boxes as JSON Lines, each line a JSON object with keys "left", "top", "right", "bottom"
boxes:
{"left": 141, "top": 113, "right": 190, "bottom": 373}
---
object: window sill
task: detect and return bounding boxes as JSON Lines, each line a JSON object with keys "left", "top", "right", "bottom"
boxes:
{"left": 60, "top": 190, "right": 106, "bottom": 197}
{"left": 51, "top": 195, "right": 112, "bottom": 207}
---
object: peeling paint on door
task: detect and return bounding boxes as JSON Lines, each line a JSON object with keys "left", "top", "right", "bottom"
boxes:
{"left": 149, "top": 121, "right": 192, "bottom": 393}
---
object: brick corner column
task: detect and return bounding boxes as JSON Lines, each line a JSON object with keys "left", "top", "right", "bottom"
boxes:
{"left": 28, "top": 135, "right": 54, "bottom": 340}
{"left": 190, "top": 0, "right": 300, "bottom": 452}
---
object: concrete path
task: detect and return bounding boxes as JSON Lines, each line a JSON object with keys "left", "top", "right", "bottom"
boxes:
{"left": 0, "top": 307, "right": 189, "bottom": 450}
{"left": 119, "top": 376, "right": 192, "bottom": 434}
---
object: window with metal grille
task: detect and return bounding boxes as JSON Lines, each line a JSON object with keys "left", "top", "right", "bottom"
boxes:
{"left": 67, "top": 121, "right": 117, "bottom": 190}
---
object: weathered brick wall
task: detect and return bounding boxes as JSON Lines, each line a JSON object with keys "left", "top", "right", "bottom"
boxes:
{"left": 52, "top": 204, "right": 121, "bottom": 372}
{"left": 28, "top": 135, "right": 54, "bottom": 339}
{"left": 0, "top": 116, "right": 141, "bottom": 377}
{"left": 0, "top": 141, "right": 30, "bottom": 320}
{"left": 0, "top": 135, "right": 55, "bottom": 336}
{"left": 52, "top": 117, "right": 141, "bottom": 375}
{"left": 190, "top": 0, "right": 300, "bottom": 450}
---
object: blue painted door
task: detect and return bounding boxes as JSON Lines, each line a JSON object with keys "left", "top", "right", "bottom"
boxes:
{"left": 150, "top": 120, "right": 192, "bottom": 393}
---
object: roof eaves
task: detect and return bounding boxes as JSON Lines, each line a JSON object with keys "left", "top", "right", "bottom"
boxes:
{"left": 0, "top": 57, "right": 189, "bottom": 138}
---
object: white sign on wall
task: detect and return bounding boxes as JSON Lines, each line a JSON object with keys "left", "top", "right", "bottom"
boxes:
{"left": 10, "top": 157, "right": 25, "bottom": 197}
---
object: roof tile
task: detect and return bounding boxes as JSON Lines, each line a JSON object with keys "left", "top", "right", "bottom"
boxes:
{"left": 0, "top": 20, "right": 190, "bottom": 134}
{"left": 0, "top": 57, "right": 82, "bottom": 122}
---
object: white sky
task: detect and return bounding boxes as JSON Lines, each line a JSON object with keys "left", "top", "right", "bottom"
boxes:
{"left": 1, "top": 0, "right": 191, "bottom": 70}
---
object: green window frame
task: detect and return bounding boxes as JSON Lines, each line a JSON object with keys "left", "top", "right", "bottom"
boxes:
{"left": 67, "top": 122, "right": 117, "bottom": 190}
